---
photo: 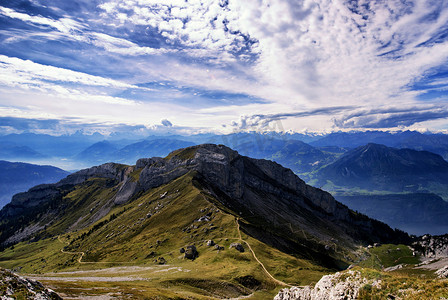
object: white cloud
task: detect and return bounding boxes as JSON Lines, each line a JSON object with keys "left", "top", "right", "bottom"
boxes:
{"left": 0, "top": 55, "right": 137, "bottom": 89}
{"left": 0, "top": 6, "right": 170, "bottom": 57}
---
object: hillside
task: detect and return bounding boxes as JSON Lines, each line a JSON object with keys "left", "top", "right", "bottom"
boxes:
{"left": 0, "top": 144, "right": 411, "bottom": 298}
{"left": 0, "top": 161, "right": 70, "bottom": 209}
{"left": 316, "top": 143, "right": 448, "bottom": 193}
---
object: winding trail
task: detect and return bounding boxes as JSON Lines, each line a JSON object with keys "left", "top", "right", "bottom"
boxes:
{"left": 58, "top": 236, "right": 86, "bottom": 264}
{"left": 234, "top": 218, "right": 292, "bottom": 287}
{"left": 57, "top": 236, "right": 133, "bottom": 265}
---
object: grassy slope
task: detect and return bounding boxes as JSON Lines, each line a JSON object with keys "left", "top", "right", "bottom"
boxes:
{"left": 0, "top": 172, "right": 329, "bottom": 299}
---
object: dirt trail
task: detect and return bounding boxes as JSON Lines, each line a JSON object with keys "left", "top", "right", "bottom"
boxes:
{"left": 58, "top": 235, "right": 133, "bottom": 264}
{"left": 234, "top": 218, "right": 292, "bottom": 287}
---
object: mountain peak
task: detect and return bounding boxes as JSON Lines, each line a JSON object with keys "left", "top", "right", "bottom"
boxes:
{"left": 0, "top": 143, "right": 409, "bottom": 269}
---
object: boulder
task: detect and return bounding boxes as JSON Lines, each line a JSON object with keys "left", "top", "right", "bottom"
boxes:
{"left": 230, "top": 242, "right": 244, "bottom": 252}
{"left": 214, "top": 244, "right": 224, "bottom": 251}
{"left": 155, "top": 257, "right": 166, "bottom": 265}
{"left": 206, "top": 240, "right": 215, "bottom": 247}
{"left": 184, "top": 245, "right": 198, "bottom": 260}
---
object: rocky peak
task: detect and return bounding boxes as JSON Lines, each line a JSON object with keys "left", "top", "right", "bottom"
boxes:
{"left": 58, "top": 162, "right": 133, "bottom": 186}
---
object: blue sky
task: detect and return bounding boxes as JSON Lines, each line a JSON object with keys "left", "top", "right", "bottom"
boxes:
{"left": 0, "top": 0, "right": 447, "bottom": 135}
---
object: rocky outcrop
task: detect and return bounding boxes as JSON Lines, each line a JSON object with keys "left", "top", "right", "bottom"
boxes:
{"left": 274, "top": 271, "right": 379, "bottom": 300}
{"left": 58, "top": 163, "right": 132, "bottom": 186}
{"left": 0, "top": 268, "right": 62, "bottom": 299}
{"left": 436, "top": 265, "right": 448, "bottom": 278}
{"left": 413, "top": 234, "right": 448, "bottom": 258}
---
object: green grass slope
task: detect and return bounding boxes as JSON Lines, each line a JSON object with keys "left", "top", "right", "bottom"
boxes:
{"left": 0, "top": 172, "right": 330, "bottom": 298}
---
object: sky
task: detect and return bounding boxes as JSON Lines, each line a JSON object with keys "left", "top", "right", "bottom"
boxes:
{"left": 0, "top": 0, "right": 448, "bottom": 136}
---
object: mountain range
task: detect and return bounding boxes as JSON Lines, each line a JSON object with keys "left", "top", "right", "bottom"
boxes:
{"left": 0, "top": 144, "right": 445, "bottom": 298}
{"left": 315, "top": 143, "right": 448, "bottom": 193}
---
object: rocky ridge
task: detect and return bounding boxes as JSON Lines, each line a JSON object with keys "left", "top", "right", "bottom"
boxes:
{"left": 0, "top": 144, "right": 409, "bottom": 268}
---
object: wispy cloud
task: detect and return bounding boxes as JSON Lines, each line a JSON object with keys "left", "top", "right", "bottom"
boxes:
{"left": 334, "top": 105, "right": 448, "bottom": 129}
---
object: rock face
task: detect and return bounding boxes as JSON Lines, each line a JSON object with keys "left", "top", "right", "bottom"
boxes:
{"left": 413, "top": 234, "right": 448, "bottom": 258}
{"left": 0, "top": 268, "right": 62, "bottom": 299}
{"left": 436, "top": 265, "right": 448, "bottom": 278}
{"left": 274, "top": 271, "right": 378, "bottom": 300}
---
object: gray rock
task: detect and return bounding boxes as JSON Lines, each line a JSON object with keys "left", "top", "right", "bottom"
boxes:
{"left": 206, "top": 240, "right": 215, "bottom": 247}
{"left": 274, "top": 270, "right": 379, "bottom": 300}
{"left": 436, "top": 265, "right": 448, "bottom": 278}
{"left": 214, "top": 244, "right": 224, "bottom": 251}
{"left": 0, "top": 268, "right": 62, "bottom": 299}
{"left": 230, "top": 242, "right": 244, "bottom": 252}
{"left": 184, "top": 245, "right": 198, "bottom": 260}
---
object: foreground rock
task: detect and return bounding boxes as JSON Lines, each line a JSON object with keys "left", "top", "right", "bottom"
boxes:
{"left": 436, "top": 265, "right": 448, "bottom": 278}
{"left": 0, "top": 268, "right": 62, "bottom": 299}
{"left": 274, "top": 271, "right": 379, "bottom": 300}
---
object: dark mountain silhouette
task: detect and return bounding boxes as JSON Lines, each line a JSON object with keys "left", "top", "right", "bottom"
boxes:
{"left": 0, "top": 161, "right": 70, "bottom": 208}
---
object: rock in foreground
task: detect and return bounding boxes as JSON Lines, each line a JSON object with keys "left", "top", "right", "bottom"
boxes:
{"left": 0, "top": 268, "right": 61, "bottom": 299}
{"left": 274, "top": 271, "right": 378, "bottom": 300}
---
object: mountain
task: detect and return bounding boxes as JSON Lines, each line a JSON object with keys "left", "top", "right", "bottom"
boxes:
{"left": 0, "top": 133, "right": 105, "bottom": 158}
{"left": 335, "top": 193, "right": 448, "bottom": 235}
{"left": 0, "top": 145, "right": 408, "bottom": 266}
{"left": 0, "top": 144, "right": 46, "bottom": 160}
{"left": 310, "top": 131, "right": 397, "bottom": 148}
{"left": 230, "top": 138, "right": 338, "bottom": 174}
{"left": 310, "top": 131, "right": 448, "bottom": 160}
{"left": 74, "top": 139, "right": 196, "bottom": 166}
{"left": 0, "top": 161, "right": 70, "bottom": 209}
{"left": 316, "top": 143, "right": 448, "bottom": 193}
{"left": 74, "top": 141, "right": 119, "bottom": 164}
{"left": 112, "top": 139, "right": 196, "bottom": 164}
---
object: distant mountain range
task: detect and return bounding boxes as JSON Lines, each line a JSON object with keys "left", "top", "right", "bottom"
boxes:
{"left": 0, "top": 161, "right": 70, "bottom": 208}
{"left": 1, "top": 130, "right": 448, "bottom": 168}
{"left": 309, "top": 131, "right": 448, "bottom": 160}
{"left": 2, "top": 131, "right": 448, "bottom": 236}
{"left": 75, "top": 139, "right": 196, "bottom": 165}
